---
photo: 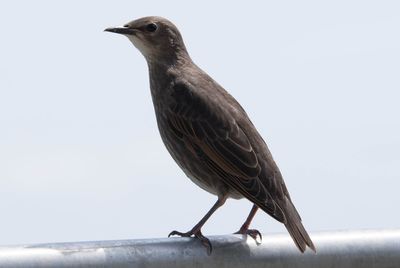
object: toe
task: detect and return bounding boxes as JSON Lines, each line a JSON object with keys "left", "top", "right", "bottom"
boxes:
{"left": 195, "top": 231, "right": 213, "bottom": 255}
{"left": 234, "top": 228, "right": 263, "bottom": 244}
{"left": 168, "top": 230, "right": 192, "bottom": 237}
{"left": 248, "top": 229, "right": 262, "bottom": 244}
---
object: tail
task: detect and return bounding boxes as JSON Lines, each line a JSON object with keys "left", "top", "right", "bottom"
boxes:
{"left": 282, "top": 199, "right": 316, "bottom": 253}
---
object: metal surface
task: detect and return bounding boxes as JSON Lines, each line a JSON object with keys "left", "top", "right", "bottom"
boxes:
{"left": 0, "top": 229, "right": 399, "bottom": 268}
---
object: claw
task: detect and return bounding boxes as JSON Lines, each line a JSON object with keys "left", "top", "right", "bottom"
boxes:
{"left": 168, "top": 230, "right": 191, "bottom": 237}
{"left": 247, "top": 229, "right": 262, "bottom": 243}
{"left": 168, "top": 229, "right": 213, "bottom": 255}
{"left": 235, "top": 228, "right": 262, "bottom": 245}
{"left": 195, "top": 231, "right": 213, "bottom": 255}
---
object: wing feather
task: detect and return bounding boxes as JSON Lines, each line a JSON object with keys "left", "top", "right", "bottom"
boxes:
{"left": 168, "top": 82, "right": 286, "bottom": 222}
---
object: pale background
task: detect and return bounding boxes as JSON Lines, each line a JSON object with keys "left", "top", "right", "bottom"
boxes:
{"left": 0, "top": 1, "right": 399, "bottom": 245}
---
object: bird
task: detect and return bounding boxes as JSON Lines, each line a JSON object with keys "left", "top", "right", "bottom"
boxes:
{"left": 105, "top": 16, "right": 315, "bottom": 254}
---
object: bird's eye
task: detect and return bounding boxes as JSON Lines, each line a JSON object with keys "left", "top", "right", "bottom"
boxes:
{"left": 145, "top": 23, "right": 158, "bottom": 32}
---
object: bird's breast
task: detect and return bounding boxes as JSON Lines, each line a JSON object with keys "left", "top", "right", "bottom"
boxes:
{"left": 152, "top": 107, "right": 239, "bottom": 198}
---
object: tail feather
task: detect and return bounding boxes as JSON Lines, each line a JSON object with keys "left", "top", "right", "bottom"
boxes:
{"left": 283, "top": 199, "right": 316, "bottom": 253}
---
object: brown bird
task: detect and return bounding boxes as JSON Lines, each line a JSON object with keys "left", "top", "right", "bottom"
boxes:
{"left": 105, "top": 16, "right": 315, "bottom": 254}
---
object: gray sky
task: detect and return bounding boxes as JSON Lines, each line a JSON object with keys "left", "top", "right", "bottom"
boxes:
{"left": 1, "top": 1, "right": 399, "bottom": 245}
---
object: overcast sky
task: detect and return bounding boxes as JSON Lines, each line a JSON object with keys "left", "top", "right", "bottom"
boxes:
{"left": 0, "top": 1, "right": 399, "bottom": 246}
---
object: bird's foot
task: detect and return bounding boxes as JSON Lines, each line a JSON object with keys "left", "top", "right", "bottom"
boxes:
{"left": 168, "top": 229, "right": 213, "bottom": 255}
{"left": 234, "top": 228, "right": 262, "bottom": 244}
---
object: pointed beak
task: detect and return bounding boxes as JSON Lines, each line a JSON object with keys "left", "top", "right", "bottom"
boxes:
{"left": 104, "top": 26, "right": 136, "bottom": 35}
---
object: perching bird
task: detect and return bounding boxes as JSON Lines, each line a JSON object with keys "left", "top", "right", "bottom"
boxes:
{"left": 105, "top": 16, "right": 315, "bottom": 254}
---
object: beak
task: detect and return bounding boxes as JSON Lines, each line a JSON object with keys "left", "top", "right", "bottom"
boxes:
{"left": 104, "top": 26, "right": 136, "bottom": 35}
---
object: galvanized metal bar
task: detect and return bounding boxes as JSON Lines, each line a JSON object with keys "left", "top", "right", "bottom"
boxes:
{"left": 0, "top": 229, "right": 399, "bottom": 268}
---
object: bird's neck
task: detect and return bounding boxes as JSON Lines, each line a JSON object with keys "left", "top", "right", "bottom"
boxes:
{"left": 146, "top": 46, "right": 192, "bottom": 67}
{"left": 146, "top": 52, "right": 193, "bottom": 108}
{"left": 147, "top": 49, "right": 193, "bottom": 81}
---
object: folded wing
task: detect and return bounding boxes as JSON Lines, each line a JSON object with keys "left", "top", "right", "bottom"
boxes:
{"left": 167, "top": 83, "right": 286, "bottom": 223}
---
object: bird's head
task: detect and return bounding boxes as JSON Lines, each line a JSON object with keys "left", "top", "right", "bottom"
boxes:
{"left": 105, "top": 16, "right": 189, "bottom": 63}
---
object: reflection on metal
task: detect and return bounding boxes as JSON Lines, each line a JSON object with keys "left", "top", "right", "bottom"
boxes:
{"left": 0, "top": 229, "right": 399, "bottom": 268}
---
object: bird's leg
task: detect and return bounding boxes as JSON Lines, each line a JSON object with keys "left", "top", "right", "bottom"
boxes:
{"left": 234, "top": 204, "right": 262, "bottom": 244}
{"left": 169, "top": 196, "right": 227, "bottom": 254}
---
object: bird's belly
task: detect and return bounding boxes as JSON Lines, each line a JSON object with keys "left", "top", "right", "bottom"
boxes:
{"left": 156, "top": 117, "right": 242, "bottom": 199}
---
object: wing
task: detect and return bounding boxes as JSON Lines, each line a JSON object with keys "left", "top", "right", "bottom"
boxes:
{"left": 167, "top": 83, "right": 286, "bottom": 223}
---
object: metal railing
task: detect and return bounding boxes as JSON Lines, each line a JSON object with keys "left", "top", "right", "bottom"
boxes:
{"left": 0, "top": 229, "right": 399, "bottom": 267}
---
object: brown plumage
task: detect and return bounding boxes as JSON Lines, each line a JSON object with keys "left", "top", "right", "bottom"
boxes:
{"left": 105, "top": 16, "right": 315, "bottom": 254}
